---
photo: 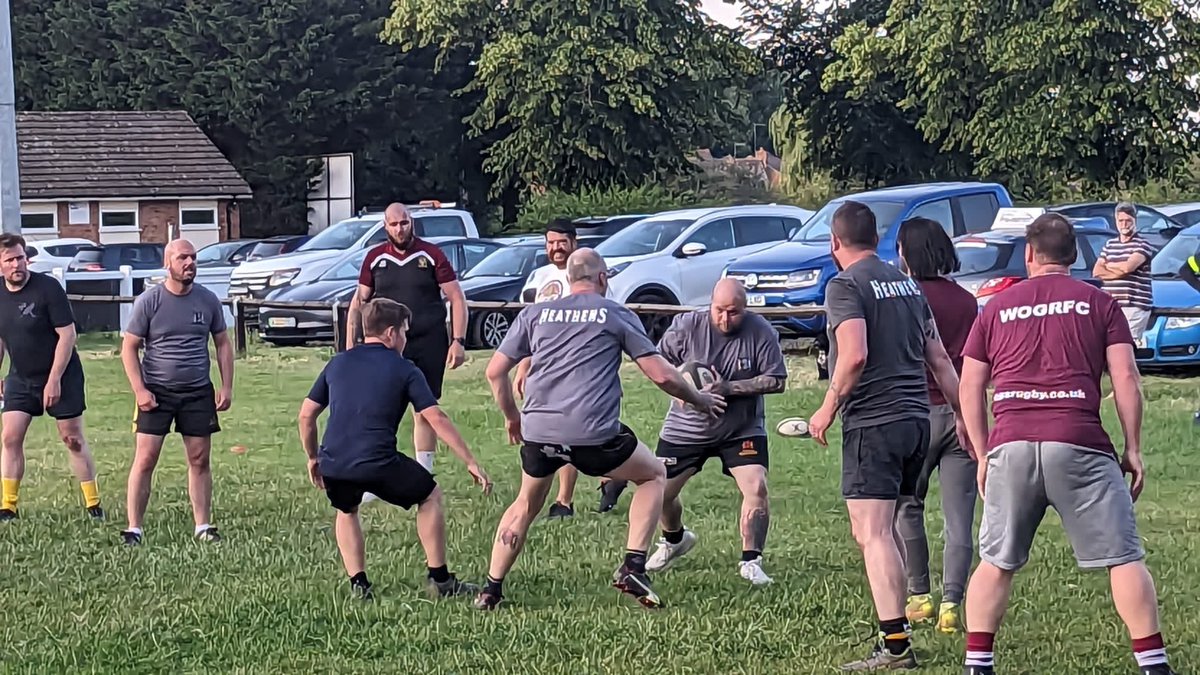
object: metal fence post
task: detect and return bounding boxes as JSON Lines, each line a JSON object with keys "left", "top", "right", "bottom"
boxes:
{"left": 233, "top": 299, "right": 247, "bottom": 355}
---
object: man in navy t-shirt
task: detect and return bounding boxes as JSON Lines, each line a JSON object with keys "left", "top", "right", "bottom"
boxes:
{"left": 298, "top": 297, "right": 491, "bottom": 600}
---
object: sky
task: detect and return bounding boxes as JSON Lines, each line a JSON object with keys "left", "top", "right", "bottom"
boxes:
{"left": 699, "top": 0, "right": 744, "bottom": 28}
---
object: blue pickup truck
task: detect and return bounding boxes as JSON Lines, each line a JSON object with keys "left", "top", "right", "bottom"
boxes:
{"left": 723, "top": 182, "right": 1014, "bottom": 373}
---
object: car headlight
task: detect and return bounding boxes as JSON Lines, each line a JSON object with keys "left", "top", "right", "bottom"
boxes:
{"left": 607, "top": 262, "right": 632, "bottom": 277}
{"left": 783, "top": 269, "right": 821, "bottom": 289}
{"left": 268, "top": 269, "right": 299, "bottom": 287}
{"left": 1165, "top": 316, "right": 1200, "bottom": 330}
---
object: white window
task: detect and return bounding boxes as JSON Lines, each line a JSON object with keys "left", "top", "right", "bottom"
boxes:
{"left": 20, "top": 203, "right": 57, "bottom": 232}
{"left": 179, "top": 200, "right": 218, "bottom": 231}
{"left": 100, "top": 202, "right": 139, "bottom": 231}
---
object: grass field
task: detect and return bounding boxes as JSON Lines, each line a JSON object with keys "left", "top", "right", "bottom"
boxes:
{"left": 1, "top": 335, "right": 1198, "bottom": 674}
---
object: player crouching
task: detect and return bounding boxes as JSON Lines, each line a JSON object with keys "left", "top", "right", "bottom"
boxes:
{"left": 298, "top": 298, "right": 492, "bottom": 600}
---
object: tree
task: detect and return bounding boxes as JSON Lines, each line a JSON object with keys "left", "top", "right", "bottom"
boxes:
{"left": 822, "top": 0, "right": 1200, "bottom": 197}
{"left": 383, "top": 0, "right": 754, "bottom": 205}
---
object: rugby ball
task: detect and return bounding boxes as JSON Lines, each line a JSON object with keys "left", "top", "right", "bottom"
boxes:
{"left": 776, "top": 417, "right": 811, "bottom": 438}
{"left": 678, "top": 361, "right": 719, "bottom": 390}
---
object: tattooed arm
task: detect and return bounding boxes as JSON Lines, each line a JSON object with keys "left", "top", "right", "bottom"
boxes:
{"left": 712, "top": 374, "right": 786, "bottom": 397}
{"left": 808, "top": 276, "right": 866, "bottom": 445}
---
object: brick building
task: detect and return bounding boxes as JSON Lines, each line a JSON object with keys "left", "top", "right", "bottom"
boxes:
{"left": 16, "top": 110, "right": 252, "bottom": 248}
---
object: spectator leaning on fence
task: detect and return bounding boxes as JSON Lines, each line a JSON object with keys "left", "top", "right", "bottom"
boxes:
{"left": 1093, "top": 202, "right": 1156, "bottom": 344}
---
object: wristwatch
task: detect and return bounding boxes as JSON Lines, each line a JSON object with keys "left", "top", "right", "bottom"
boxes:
{"left": 452, "top": 336, "right": 466, "bottom": 346}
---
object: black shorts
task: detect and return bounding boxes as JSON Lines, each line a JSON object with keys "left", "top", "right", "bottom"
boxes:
{"left": 404, "top": 330, "right": 449, "bottom": 399}
{"left": 520, "top": 424, "right": 640, "bottom": 478}
{"left": 323, "top": 455, "right": 437, "bottom": 513}
{"left": 841, "top": 417, "right": 930, "bottom": 500}
{"left": 1, "top": 365, "right": 86, "bottom": 420}
{"left": 135, "top": 384, "right": 221, "bottom": 437}
{"left": 655, "top": 435, "right": 768, "bottom": 480}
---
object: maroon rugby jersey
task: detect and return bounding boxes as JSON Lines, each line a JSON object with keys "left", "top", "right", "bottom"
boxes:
{"left": 358, "top": 238, "right": 456, "bottom": 338}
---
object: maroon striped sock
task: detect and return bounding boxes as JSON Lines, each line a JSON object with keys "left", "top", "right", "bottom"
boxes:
{"left": 1132, "top": 633, "right": 1167, "bottom": 668}
{"left": 965, "top": 632, "right": 995, "bottom": 668}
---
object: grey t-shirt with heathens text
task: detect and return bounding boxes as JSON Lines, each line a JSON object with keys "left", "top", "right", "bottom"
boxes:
{"left": 657, "top": 310, "right": 787, "bottom": 444}
{"left": 824, "top": 254, "right": 932, "bottom": 431}
{"left": 125, "top": 283, "right": 227, "bottom": 390}
{"left": 498, "top": 292, "right": 658, "bottom": 445}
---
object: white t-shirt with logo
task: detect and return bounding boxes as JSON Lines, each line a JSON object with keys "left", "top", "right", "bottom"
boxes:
{"left": 522, "top": 264, "right": 572, "bottom": 303}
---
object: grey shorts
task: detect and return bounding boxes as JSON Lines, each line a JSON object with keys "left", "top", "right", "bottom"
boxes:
{"left": 979, "top": 441, "right": 1145, "bottom": 571}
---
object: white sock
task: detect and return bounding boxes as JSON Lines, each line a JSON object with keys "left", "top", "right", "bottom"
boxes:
{"left": 195, "top": 523, "right": 211, "bottom": 535}
{"left": 360, "top": 492, "right": 378, "bottom": 504}
{"left": 417, "top": 451, "right": 435, "bottom": 473}
{"left": 126, "top": 527, "right": 143, "bottom": 535}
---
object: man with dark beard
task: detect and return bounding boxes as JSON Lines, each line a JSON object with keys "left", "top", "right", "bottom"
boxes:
{"left": 347, "top": 203, "right": 469, "bottom": 476}
{"left": 120, "top": 238, "right": 235, "bottom": 545}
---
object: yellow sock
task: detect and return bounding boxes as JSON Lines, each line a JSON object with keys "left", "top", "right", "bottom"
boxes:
{"left": 80, "top": 480, "right": 100, "bottom": 508}
{"left": 1, "top": 478, "right": 20, "bottom": 512}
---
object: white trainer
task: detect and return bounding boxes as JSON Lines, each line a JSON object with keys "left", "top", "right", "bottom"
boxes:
{"left": 738, "top": 556, "right": 773, "bottom": 585}
{"left": 645, "top": 529, "right": 698, "bottom": 572}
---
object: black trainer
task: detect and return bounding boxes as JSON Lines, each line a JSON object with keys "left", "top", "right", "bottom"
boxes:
{"left": 963, "top": 666, "right": 994, "bottom": 675}
{"left": 545, "top": 502, "right": 574, "bottom": 519}
{"left": 120, "top": 530, "right": 142, "bottom": 546}
{"left": 473, "top": 591, "right": 502, "bottom": 610}
{"left": 597, "top": 480, "right": 627, "bottom": 513}
{"left": 0, "top": 508, "right": 17, "bottom": 522}
{"left": 1142, "top": 666, "right": 1178, "bottom": 675}
{"left": 350, "top": 579, "right": 373, "bottom": 600}
{"left": 840, "top": 634, "right": 918, "bottom": 671}
{"left": 425, "top": 574, "right": 480, "bottom": 599}
{"left": 612, "top": 564, "right": 663, "bottom": 609}
{"left": 86, "top": 505, "right": 105, "bottom": 521}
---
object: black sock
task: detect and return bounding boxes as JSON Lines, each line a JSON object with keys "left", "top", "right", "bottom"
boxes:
{"left": 880, "top": 617, "right": 911, "bottom": 655}
{"left": 624, "top": 549, "right": 647, "bottom": 574}
{"left": 484, "top": 575, "right": 504, "bottom": 596}
{"left": 664, "top": 528, "right": 684, "bottom": 545}
{"left": 349, "top": 571, "right": 370, "bottom": 587}
{"left": 427, "top": 565, "right": 450, "bottom": 583}
{"left": 741, "top": 549, "right": 762, "bottom": 562}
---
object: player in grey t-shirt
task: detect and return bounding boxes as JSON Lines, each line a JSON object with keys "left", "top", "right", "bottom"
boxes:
{"left": 119, "top": 239, "right": 235, "bottom": 547}
{"left": 476, "top": 249, "right": 725, "bottom": 612}
{"left": 645, "top": 279, "right": 787, "bottom": 585}
{"left": 806, "top": 202, "right": 967, "bottom": 671}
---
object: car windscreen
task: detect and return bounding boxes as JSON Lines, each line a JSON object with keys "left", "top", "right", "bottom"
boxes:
{"left": 322, "top": 250, "right": 370, "bottom": 281}
{"left": 418, "top": 215, "right": 467, "bottom": 238}
{"left": 595, "top": 219, "right": 693, "bottom": 258}
{"left": 791, "top": 200, "right": 906, "bottom": 242}
{"left": 952, "top": 238, "right": 1014, "bottom": 276}
{"left": 463, "top": 245, "right": 540, "bottom": 279}
{"left": 1150, "top": 232, "right": 1200, "bottom": 277}
{"left": 298, "top": 218, "right": 378, "bottom": 251}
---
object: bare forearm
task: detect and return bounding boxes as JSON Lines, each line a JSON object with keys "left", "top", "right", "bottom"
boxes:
{"left": 422, "top": 409, "right": 478, "bottom": 465}
{"left": 216, "top": 341, "right": 234, "bottom": 390}
{"left": 930, "top": 361, "right": 963, "bottom": 417}
{"left": 822, "top": 360, "right": 864, "bottom": 412}
{"left": 1112, "top": 377, "right": 1143, "bottom": 453}
{"left": 718, "top": 375, "right": 786, "bottom": 397}
{"left": 345, "top": 297, "right": 362, "bottom": 345}
{"left": 451, "top": 298, "right": 467, "bottom": 339}
{"left": 656, "top": 370, "right": 707, "bottom": 407}
{"left": 299, "top": 418, "right": 319, "bottom": 460}
{"left": 489, "top": 375, "right": 522, "bottom": 421}
{"left": 121, "top": 346, "right": 147, "bottom": 393}
{"left": 960, "top": 385, "right": 989, "bottom": 459}
{"left": 49, "top": 332, "right": 76, "bottom": 380}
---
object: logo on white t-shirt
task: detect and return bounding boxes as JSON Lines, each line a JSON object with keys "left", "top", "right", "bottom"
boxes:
{"left": 536, "top": 279, "right": 565, "bottom": 303}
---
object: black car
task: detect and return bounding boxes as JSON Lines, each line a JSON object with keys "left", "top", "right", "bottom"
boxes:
{"left": 460, "top": 242, "right": 549, "bottom": 348}
{"left": 245, "top": 235, "right": 311, "bottom": 262}
{"left": 257, "top": 237, "right": 505, "bottom": 346}
{"left": 67, "top": 243, "right": 165, "bottom": 272}
{"left": 1048, "top": 202, "right": 1183, "bottom": 248}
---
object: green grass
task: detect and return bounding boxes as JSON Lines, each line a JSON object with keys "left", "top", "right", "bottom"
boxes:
{"left": 1, "top": 335, "right": 1198, "bottom": 674}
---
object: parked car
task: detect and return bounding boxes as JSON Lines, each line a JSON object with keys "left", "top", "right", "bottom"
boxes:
{"left": 256, "top": 236, "right": 499, "bottom": 346}
{"left": 594, "top": 204, "right": 814, "bottom": 338}
{"left": 572, "top": 214, "right": 649, "bottom": 240}
{"left": 229, "top": 204, "right": 480, "bottom": 327}
{"left": 1047, "top": 201, "right": 1183, "bottom": 248}
{"left": 461, "top": 242, "right": 551, "bottom": 349}
{"left": 1135, "top": 224, "right": 1200, "bottom": 369}
{"left": 26, "top": 237, "right": 96, "bottom": 273}
{"left": 67, "top": 243, "right": 165, "bottom": 272}
{"left": 725, "top": 182, "right": 1012, "bottom": 340}
{"left": 245, "top": 235, "right": 311, "bottom": 261}
{"left": 951, "top": 215, "right": 1117, "bottom": 305}
{"left": 1156, "top": 202, "right": 1200, "bottom": 229}
{"left": 197, "top": 239, "right": 260, "bottom": 267}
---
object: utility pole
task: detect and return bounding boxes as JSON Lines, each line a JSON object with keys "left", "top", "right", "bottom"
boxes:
{"left": 0, "top": 0, "right": 20, "bottom": 235}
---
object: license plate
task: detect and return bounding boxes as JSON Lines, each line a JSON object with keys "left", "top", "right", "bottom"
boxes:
{"left": 267, "top": 317, "right": 296, "bottom": 328}
{"left": 747, "top": 294, "right": 766, "bottom": 307}
{"left": 1135, "top": 336, "right": 1147, "bottom": 349}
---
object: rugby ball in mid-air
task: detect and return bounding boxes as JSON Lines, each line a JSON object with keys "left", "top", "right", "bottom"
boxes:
{"left": 775, "top": 417, "right": 811, "bottom": 438}
{"left": 678, "top": 361, "right": 719, "bottom": 390}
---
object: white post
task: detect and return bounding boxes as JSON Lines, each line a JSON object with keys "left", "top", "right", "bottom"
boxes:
{"left": 118, "top": 265, "right": 133, "bottom": 333}
{"left": 0, "top": 0, "right": 21, "bottom": 235}
{"left": 51, "top": 266, "right": 65, "bottom": 289}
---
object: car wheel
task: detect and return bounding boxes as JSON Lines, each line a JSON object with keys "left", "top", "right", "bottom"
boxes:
{"left": 479, "top": 311, "right": 512, "bottom": 349}
{"left": 630, "top": 292, "right": 676, "bottom": 343}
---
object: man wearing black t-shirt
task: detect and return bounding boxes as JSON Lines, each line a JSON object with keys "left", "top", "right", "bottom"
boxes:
{"left": 0, "top": 234, "right": 104, "bottom": 521}
{"left": 346, "top": 203, "right": 469, "bottom": 476}
{"left": 300, "top": 297, "right": 491, "bottom": 599}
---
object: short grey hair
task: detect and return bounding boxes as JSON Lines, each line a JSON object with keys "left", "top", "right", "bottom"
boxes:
{"left": 1115, "top": 201, "right": 1137, "bottom": 219}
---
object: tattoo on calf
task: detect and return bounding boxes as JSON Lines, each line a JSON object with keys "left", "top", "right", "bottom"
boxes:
{"left": 745, "top": 507, "right": 769, "bottom": 551}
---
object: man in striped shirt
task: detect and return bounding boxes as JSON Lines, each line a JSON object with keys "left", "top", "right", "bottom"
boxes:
{"left": 1093, "top": 202, "right": 1157, "bottom": 343}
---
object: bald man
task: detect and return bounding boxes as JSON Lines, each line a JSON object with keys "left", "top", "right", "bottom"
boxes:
{"left": 347, "top": 203, "right": 468, "bottom": 476}
{"left": 120, "top": 238, "right": 235, "bottom": 545}
{"left": 477, "top": 248, "right": 725, "bottom": 610}
{"left": 644, "top": 278, "right": 788, "bottom": 584}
